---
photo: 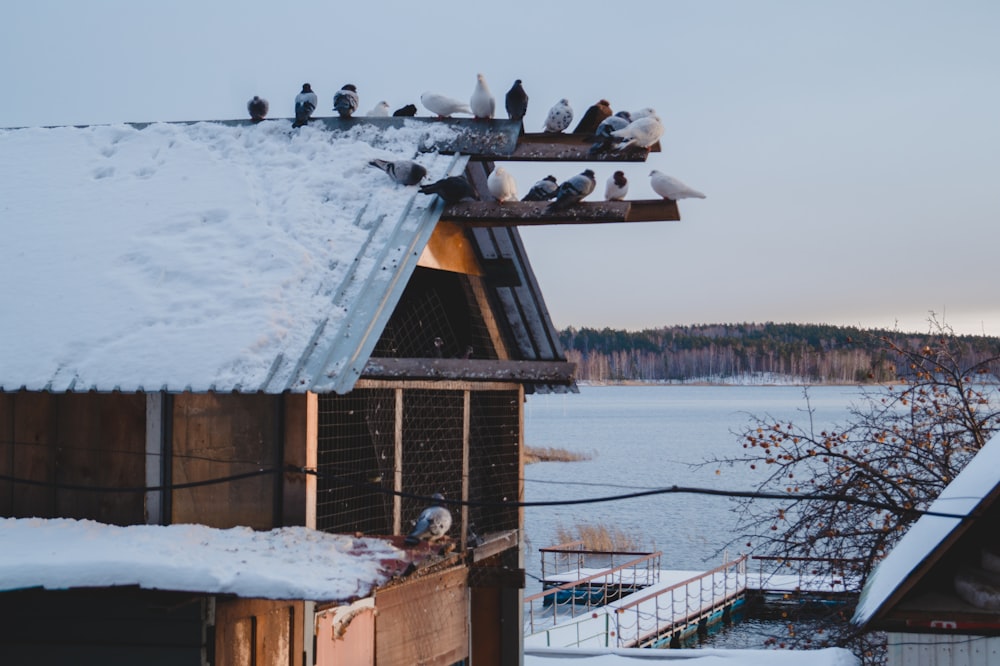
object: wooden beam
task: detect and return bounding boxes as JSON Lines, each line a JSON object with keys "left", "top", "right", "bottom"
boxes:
{"left": 497, "top": 132, "right": 660, "bottom": 162}
{"left": 469, "top": 529, "right": 521, "bottom": 563}
{"left": 360, "top": 358, "right": 576, "bottom": 384}
{"left": 440, "top": 199, "right": 680, "bottom": 226}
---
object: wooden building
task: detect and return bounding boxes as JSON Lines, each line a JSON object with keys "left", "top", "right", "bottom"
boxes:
{"left": 852, "top": 432, "right": 1000, "bottom": 664}
{"left": 0, "top": 114, "right": 681, "bottom": 665}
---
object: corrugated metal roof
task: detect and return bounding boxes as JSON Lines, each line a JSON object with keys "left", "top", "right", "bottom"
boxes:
{"left": 0, "top": 119, "right": 471, "bottom": 394}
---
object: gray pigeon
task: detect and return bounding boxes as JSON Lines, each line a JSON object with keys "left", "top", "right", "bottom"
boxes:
{"left": 589, "top": 111, "right": 632, "bottom": 153}
{"left": 405, "top": 493, "right": 452, "bottom": 545}
{"left": 333, "top": 84, "right": 359, "bottom": 118}
{"left": 521, "top": 175, "right": 559, "bottom": 201}
{"left": 293, "top": 83, "right": 317, "bottom": 128}
{"left": 247, "top": 96, "right": 269, "bottom": 122}
{"left": 505, "top": 79, "right": 528, "bottom": 123}
{"left": 368, "top": 158, "right": 428, "bottom": 186}
{"left": 419, "top": 176, "right": 479, "bottom": 204}
{"left": 547, "top": 169, "right": 596, "bottom": 210}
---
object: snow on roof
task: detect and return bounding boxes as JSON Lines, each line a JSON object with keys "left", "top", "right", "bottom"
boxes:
{"left": 852, "top": 432, "right": 1000, "bottom": 625}
{"left": 525, "top": 646, "right": 859, "bottom": 665}
{"left": 0, "top": 517, "right": 411, "bottom": 602}
{"left": 0, "top": 119, "right": 467, "bottom": 394}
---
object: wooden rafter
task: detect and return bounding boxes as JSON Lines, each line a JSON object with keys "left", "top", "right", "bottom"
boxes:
{"left": 360, "top": 358, "right": 576, "bottom": 385}
{"left": 440, "top": 199, "right": 680, "bottom": 226}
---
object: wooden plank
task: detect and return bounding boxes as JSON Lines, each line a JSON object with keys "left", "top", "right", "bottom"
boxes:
{"left": 0, "top": 393, "right": 14, "bottom": 515}
{"left": 440, "top": 199, "right": 680, "bottom": 226}
{"left": 361, "top": 358, "right": 575, "bottom": 384}
{"left": 354, "top": 378, "right": 520, "bottom": 392}
{"left": 282, "top": 392, "right": 317, "bottom": 528}
{"left": 469, "top": 529, "right": 520, "bottom": 563}
{"left": 215, "top": 598, "right": 302, "bottom": 666}
{"left": 12, "top": 392, "right": 56, "bottom": 517}
{"left": 502, "top": 132, "right": 659, "bottom": 162}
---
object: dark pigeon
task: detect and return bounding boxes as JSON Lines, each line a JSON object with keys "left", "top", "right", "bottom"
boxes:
{"left": 521, "top": 175, "right": 559, "bottom": 202}
{"left": 419, "top": 176, "right": 479, "bottom": 204}
{"left": 573, "top": 99, "right": 612, "bottom": 134}
{"left": 392, "top": 103, "right": 418, "bottom": 117}
{"left": 547, "top": 169, "right": 596, "bottom": 210}
{"left": 247, "top": 96, "right": 269, "bottom": 123}
{"left": 293, "top": 83, "right": 317, "bottom": 128}
{"left": 333, "top": 84, "right": 359, "bottom": 118}
{"left": 505, "top": 79, "right": 528, "bottom": 123}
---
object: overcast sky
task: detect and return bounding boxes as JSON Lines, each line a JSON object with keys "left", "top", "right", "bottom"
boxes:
{"left": 3, "top": 1, "right": 998, "bottom": 336}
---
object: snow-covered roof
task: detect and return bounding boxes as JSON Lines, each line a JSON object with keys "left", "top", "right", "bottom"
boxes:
{"left": 0, "top": 517, "right": 412, "bottom": 602}
{"left": 0, "top": 119, "right": 472, "bottom": 394}
{"left": 851, "top": 432, "right": 1000, "bottom": 626}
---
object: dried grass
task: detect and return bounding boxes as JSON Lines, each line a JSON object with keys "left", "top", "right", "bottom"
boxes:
{"left": 524, "top": 445, "right": 591, "bottom": 464}
{"left": 554, "top": 522, "right": 644, "bottom": 552}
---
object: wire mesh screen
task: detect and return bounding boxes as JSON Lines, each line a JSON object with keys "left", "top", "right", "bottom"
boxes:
{"left": 371, "top": 267, "right": 497, "bottom": 360}
{"left": 316, "top": 389, "right": 396, "bottom": 535}
{"left": 400, "top": 390, "right": 465, "bottom": 540}
{"left": 468, "top": 390, "right": 520, "bottom": 535}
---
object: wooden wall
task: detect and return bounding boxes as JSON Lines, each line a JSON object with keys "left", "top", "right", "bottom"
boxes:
{"left": 0, "top": 391, "right": 146, "bottom": 523}
{"left": 215, "top": 598, "right": 304, "bottom": 666}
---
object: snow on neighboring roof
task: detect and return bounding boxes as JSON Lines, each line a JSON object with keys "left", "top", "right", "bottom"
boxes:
{"left": 0, "top": 119, "right": 467, "bottom": 394}
{"left": 852, "top": 432, "right": 1000, "bottom": 626}
{"left": 0, "top": 517, "right": 411, "bottom": 602}
{"left": 525, "top": 646, "right": 859, "bottom": 665}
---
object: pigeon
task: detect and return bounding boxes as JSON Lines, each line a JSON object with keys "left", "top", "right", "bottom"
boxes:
{"left": 547, "top": 169, "right": 596, "bottom": 210}
{"left": 366, "top": 101, "right": 390, "bottom": 117}
{"left": 404, "top": 493, "right": 452, "bottom": 545}
{"left": 393, "top": 103, "right": 418, "bottom": 117}
{"left": 487, "top": 166, "right": 517, "bottom": 203}
{"left": 650, "top": 170, "right": 706, "bottom": 201}
{"left": 611, "top": 115, "right": 664, "bottom": 150}
{"left": 573, "top": 99, "right": 612, "bottom": 135}
{"left": 630, "top": 107, "right": 658, "bottom": 121}
{"left": 542, "top": 98, "right": 573, "bottom": 133}
{"left": 521, "top": 175, "right": 559, "bottom": 202}
{"left": 470, "top": 73, "right": 495, "bottom": 120}
{"left": 419, "top": 176, "right": 479, "bottom": 204}
{"left": 368, "top": 159, "right": 428, "bottom": 186}
{"left": 605, "top": 171, "right": 629, "bottom": 201}
{"left": 589, "top": 111, "right": 633, "bottom": 153}
{"left": 247, "top": 96, "right": 269, "bottom": 123}
{"left": 505, "top": 79, "right": 529, "bottom": 123}
{"left": 432, "top": 336, "right": 444, "bottom": 358}
{"left": 421, "top": 92, "right": 472, "bottom": 117}
{"left": 293, "top": 83, "right": 318, "bottom": 128}
{"left": 333, "top": 84, "right": 359, "bottom": 118}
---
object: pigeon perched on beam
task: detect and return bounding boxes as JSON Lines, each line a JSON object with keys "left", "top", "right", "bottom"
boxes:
{"left": 247, "top": 96, "right": 269, "bottom": 123}
{"left": 573, "top": 99, "right": 612, "bottom": 135}
{"left": 333, "top": 84, "right": 359, "bottom": 118}
{"left": 393, "top": 103, "right": 418, "bottom": 117}
{"left": 366, "top": 101, "right": 390, "bottom": 117}
{"left": 293, "top": 83, "right": 317, "bottom": 128}
{"left": 650, "top": 170, "right": 706, "bottom": 201}
{"left": 611, "top": 115, "right": 664, "bottom": 150}
{"left": 421, "top": 92, "right": 472, "bottom": 117}
{"left": 505, "top": 79, "right": 528, "bottom": 124}
{"left": 589, "top": 111, "right": 632, "bottom": 153}
{"left": 404, "top": 493, "right": 452, "bottom": 545}
{"left": 419, "top": 176, "right": 479, "bottom": 204}
{"left": 542, "top": 98, "right": 573, "bottom": 133}
{"left": 521, "top": 175, "right": 559, "bottom": 202}
{"left": 547, "top": 169, "right": 596, "bottom": 210}
{"left": 470, "top": 73, "right": 495, "bottom": 120}
{"left": 605, "top": 171, "right": 629, "bottom": 201}
{"left": 487, "top": 166, "right": 518, "bottom": 203}
{"left": 368, "top": 159, "right": 428, "bottom": 186}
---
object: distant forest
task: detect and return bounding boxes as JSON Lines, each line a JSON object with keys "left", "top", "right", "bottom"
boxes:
{"left": 559, "top": 323, "right": 1000, "bottom": 384}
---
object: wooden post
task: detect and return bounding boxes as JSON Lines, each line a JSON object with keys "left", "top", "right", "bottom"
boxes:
{"left": 462, "top": 390, "right": 471, "bottom": 551}
{"left": 393, "top": 388, "right": 403, "bottom": 536}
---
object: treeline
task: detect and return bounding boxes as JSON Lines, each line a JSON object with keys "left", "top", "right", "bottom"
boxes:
{"left": 559, "top": 322, "right": 1000, "bottom": 383}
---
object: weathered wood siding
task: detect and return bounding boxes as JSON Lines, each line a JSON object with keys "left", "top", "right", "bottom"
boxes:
{"left": 215, "top": 598, "right": 304, "bottom": 666}
{"left": 0, "top": 391, "right": 145, "bottom": 523}
{"left": 171, "top": 393, "right": 280, "bottom": 529}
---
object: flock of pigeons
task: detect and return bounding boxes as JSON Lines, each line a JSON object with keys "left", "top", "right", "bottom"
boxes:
{"left": 245, "top": 74, "right": 705, "bottom": 208}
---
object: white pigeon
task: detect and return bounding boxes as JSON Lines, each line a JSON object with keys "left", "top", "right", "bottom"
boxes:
{"left": 404, "top": 493, "right": 453, "bottom": 545}
{"left": 366, "top": 101, "right": 390, "bottom": 117}
{"left": 548, "top": 169, "right": 596, "bottom": 210}
{"left": 649, "top": 170, "right": 706, "bottom": 201}
{"left": 542, "top": 98, "right": 574, "bottom": 133}
{"left": 611, "top": 115, "right": 664, "bottom": 150}
{"left": 630, "top": 107, "right": 657, "bottom": 121}
{"left": 470, "top": 73, "right": 496, "bottom": 119}
{"left": 487, "top": 166, "right": 517, "bottom": 202}
{"left": 421, "top": 91, "right": 473, "bottom": 117}
{"left": 604, "top": 171, "right": 629, "bottom": 201}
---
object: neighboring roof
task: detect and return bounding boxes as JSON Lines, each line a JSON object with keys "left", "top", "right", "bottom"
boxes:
{"left": 852, "top": 432, "right": 1000, "bottom": 626}
{"left": 0, "top": 118, "right": 488, "bottom": 394}
{"left": 0, "top": 517, "right": 413, "bottom": 602}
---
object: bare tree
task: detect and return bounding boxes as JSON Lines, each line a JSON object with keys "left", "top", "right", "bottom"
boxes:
{"left": 713, "top": 317, "right": 1000, "bottom": 661}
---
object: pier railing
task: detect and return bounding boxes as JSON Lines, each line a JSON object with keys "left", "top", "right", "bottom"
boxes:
{"left": 524, "top": 550, "right": 663, "bottom": 635}
{"left": 750, "top": 555, "right": 865, "bottom": 594}
{"left": 539, "top": 541, "right": 661, "bottom": 583}
{"left": 612, "top": 554, "right": 748, "bottom": 647}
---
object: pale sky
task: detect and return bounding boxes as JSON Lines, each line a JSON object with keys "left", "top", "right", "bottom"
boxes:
{"left": 3, "top": 1, "right": 998, "bottom": 336}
